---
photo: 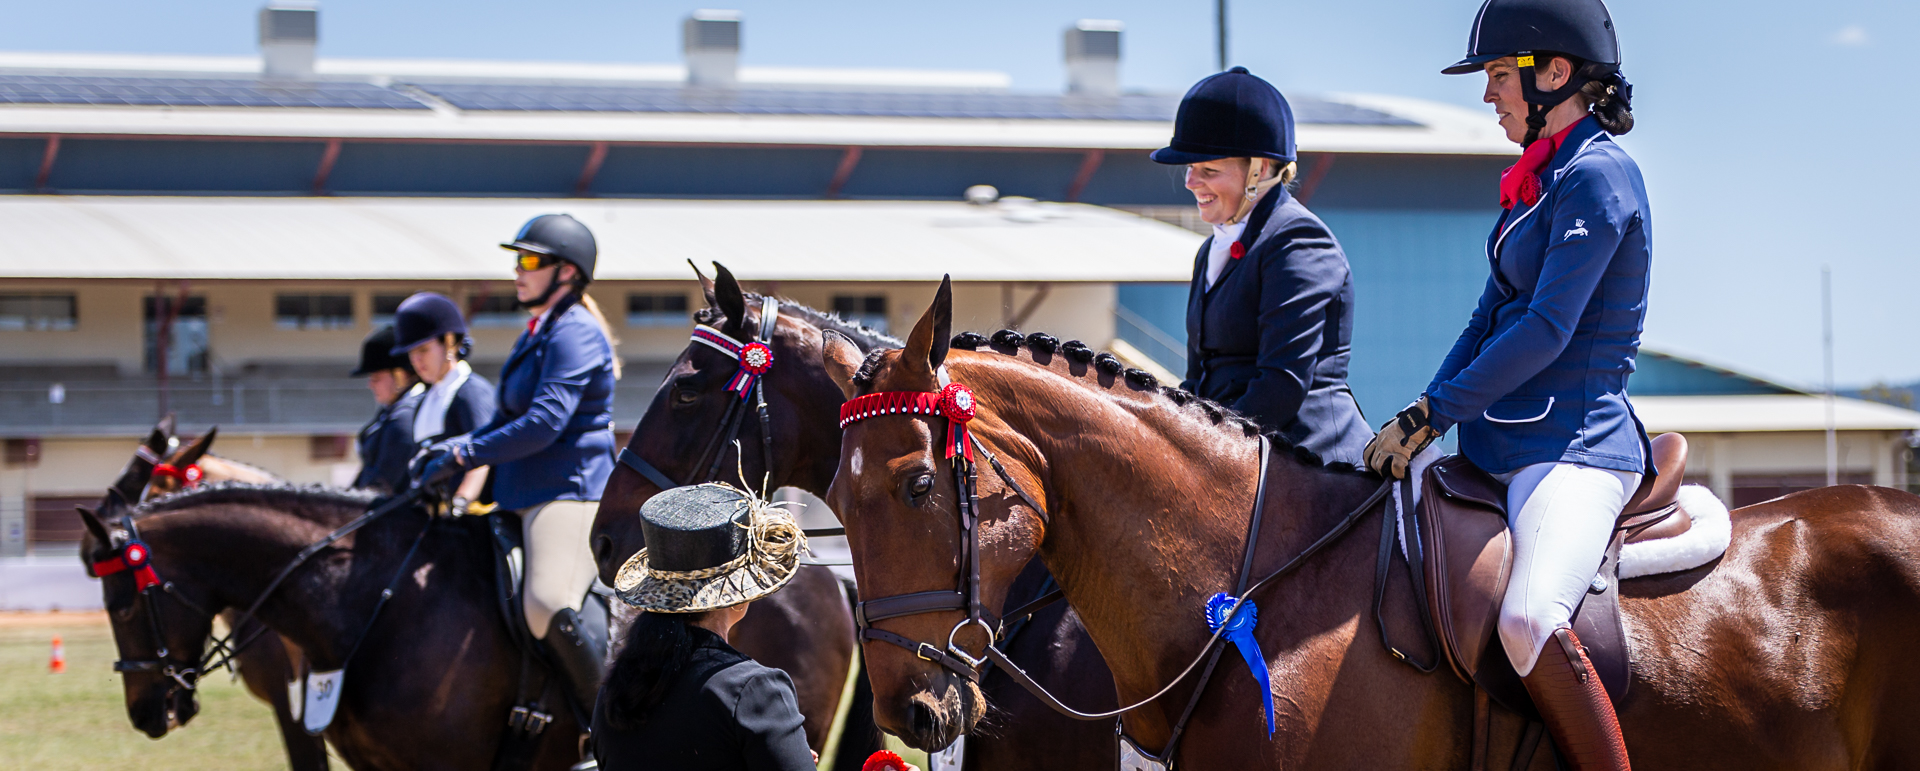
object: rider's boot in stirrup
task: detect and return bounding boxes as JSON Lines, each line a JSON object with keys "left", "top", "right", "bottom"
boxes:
{"left": 1521, "top": 627, "right": 1630, "bottom": 771}
{"left": 546, "top": 607, "right": 607, "bottom": 709}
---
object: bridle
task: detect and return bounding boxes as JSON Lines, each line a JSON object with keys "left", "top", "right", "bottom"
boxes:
{"left": 92, "top": 491, "right": 430, "bottom": 706}
{"left": 619, "top": 297, "right": 782, "bottom": 494}
{"left": 838, "top": 366, "right": 1395, "bottom": 764}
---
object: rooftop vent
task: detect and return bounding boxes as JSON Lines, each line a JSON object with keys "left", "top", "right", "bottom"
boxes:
{"left": 259, "top": 3, "right": 318, "bottom": 80}
{"left": 684, "top": 10, "right": 741, "bottom": 88}
{"left": 1064, "top": 20, "right": 1122, "bottom": 97}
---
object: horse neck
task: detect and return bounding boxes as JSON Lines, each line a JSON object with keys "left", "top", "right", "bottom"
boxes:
{"left": 966, "top": 359, "right": 1369, "bottom": 747}
{"left": 144, "top": 501, "right": 395, "bottom": 669}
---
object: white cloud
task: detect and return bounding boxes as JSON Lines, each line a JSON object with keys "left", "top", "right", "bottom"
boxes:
{"left": 1831, "top": 25, "right": 1869, "bottom": 47}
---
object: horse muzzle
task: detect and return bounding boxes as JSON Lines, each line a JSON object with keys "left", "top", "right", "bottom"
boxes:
{"left": 876, "top": 667, "right": 983, "bottom": 752}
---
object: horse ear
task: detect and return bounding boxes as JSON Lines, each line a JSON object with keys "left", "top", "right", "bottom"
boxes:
{"left": 157, "top": 413, "right": 176, "bottom": 440}
{"left": 173, "top": 427, "right": 217, "bottom": 467}
{"left": 712, "top": 262, "right": 749, "bottom": 339}
{"left": 822, "top": 330, "right": 864, "bottom": 400}
{"left": 76, "top": 505, "right": 111, "bottom": 547}
{"left": 902, "top": 276, "right": 954, "bottom": 382}
{"left": 690, "top": 259, "right": 716, "bottom": 308}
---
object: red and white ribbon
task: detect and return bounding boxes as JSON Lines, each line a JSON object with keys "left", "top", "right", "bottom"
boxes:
{"left": 691, "top": 325, "right": 775, "bottom": 398}
{"left": 93, "top": 540, "right": 162, "bottom": 591}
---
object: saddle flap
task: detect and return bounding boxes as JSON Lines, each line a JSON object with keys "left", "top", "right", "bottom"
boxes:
{"left": 1417, "top": 456, "right": 1513, "bottom": 684}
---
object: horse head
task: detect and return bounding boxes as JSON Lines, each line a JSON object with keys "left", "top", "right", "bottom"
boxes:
{"left": 591, "top": 261, "right": 894, "bottom": 583}
{"left": 79, "top": 490, "right": 216, "bottom": 738}
{"left": 822, "top": 277, "right": 1051, "bottom": 750}
{"left": 147, "top": 427, "right": 217, "bottom": 497}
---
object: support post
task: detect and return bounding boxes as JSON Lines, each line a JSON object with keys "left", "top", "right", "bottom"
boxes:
{"left": 311, "top": 138, "right": 343, "bottom": 195}
{"left": 1295, "top": 153, "right": 1337, "bottom": 205}
{"left": 574, "top": 142, "right": 609, "bottom": 197}
{"left": 35, "top": 135, "right": 60, "bottom": 192}
{"left": 1065, "top": 149, "right": 1105, "bottom": 203}
{"left": 826, "top": 146, "right": 864, "bottom": 199}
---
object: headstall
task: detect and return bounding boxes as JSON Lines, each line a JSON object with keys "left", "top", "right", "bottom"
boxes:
{"left": 620, "top": 297, "right": 783, "bottom": 493}
{"left": 153, "top": 463, "right": 203, "bottom": 488}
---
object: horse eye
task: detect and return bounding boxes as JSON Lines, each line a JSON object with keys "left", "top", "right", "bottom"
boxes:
{"left": 673, "top": 389, "right": 699, "bottom": 406}
{"left": 906, "top": 474, "right": 935, "bottom": 503}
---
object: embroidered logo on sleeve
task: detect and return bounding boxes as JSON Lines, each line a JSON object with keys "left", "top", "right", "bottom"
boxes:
{"left": 1563, "top": 219, "right": 1590, "bottom": 240}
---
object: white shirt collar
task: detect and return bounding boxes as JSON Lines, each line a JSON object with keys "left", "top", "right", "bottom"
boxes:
{"left": 413, "top": 360, "right": 472, "bottom": 443}
{"left": 1205, "top": 219, "right": 1249, "bottom": 289}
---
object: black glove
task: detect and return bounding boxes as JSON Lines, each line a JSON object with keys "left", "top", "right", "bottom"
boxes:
{"left": 410, "top": 443, "right": 467, "bottom": 495}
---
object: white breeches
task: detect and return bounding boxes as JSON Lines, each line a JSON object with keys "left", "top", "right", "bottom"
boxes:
{"left": 520, "top": 500, "right": 601, "bottom": 640}
{"left": 1494, "top": 462, "right": 1640, "bottom": 676}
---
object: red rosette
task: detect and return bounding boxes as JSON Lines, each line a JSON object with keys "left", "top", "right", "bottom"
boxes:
{"left": 1229, "top": 241, "right": 1246, "bottom": 260}
{"left": 739, "top": 341, "right": 775, "bottom": 374}
{"left": 123, "top": 542, "right": 149, "bottom": 568}
{"left": 938, "top": 383, "right": 976, "bottom": 424}
{"left": 863, "top": 750, "right": 907, "bottom": 771}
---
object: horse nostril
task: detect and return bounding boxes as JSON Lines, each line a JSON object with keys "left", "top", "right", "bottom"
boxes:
{"left": 910, "top": 701, "right": 939, "bottom": 739}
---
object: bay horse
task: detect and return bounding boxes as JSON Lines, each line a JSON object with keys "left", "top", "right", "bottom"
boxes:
{"left": 80, "top": 484, "right": 592, "bottom": 770}
{"left": 822, "top": 280, "right": 1920, "bottom": 768}
{"left": 590, "top": 264, "right": 1117, "bottom": 770}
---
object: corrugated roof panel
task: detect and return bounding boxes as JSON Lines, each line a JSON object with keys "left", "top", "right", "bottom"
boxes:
{"left": 0, "top": 75, "right": 429, "bottom": 109}
{"left": 405, "top": 83, "right": 1419, "bottom": 126}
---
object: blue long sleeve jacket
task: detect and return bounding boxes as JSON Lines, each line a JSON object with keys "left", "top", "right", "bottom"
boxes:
{"left": 1425, "top": 117, "right": 1652, "bottom": 475}
{"left": 463, "top": 302, "right": 617, "bottom": 510}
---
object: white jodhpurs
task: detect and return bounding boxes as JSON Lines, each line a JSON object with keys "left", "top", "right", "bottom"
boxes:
{"left": 1493, "top": 462, "right": 1640, "bottom": 676}
{"left": 520, "top": 499, "right": 601, "bottom": 640}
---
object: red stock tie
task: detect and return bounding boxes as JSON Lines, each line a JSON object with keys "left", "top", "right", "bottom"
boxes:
{"left": 1498, "top": 120, "right": 1583, "bottom": 210}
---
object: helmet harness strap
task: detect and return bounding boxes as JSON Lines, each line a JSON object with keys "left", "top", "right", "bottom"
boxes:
{"left": 1226, "top": 157, "right": 1287, "bottom": 226}
{"left": 1514, "top": 52, "right": 1597, "bottom": 147}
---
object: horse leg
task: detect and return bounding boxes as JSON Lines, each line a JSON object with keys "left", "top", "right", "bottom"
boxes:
{"left": 228, "top": 612, "right": 332, "bottom": 770}
{"left": 727, "top": 564, "right": 856, "bottom": 754}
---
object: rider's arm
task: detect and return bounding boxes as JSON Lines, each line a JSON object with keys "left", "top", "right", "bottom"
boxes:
{"left": 1424, "top": 161, "right": 1633, "bottom": 433}
{"left": 1425, "top": 275, "right": 1502, "bottom": 403}
{"left": 1230, "top": 223, "right": 1345, "bottom": 427}
{"left": 732, "top": 670, "right": 816, "bottom": 771}
{"left": 462, "top": 318, "right": 607, "bottom": 467}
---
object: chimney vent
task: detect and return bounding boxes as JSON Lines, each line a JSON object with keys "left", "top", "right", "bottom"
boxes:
{"left": 1064, "top": 20, "right": 1123, "bottom": 97}
{"left": 259, "top": 3, "right": 318, "bottom": 80}
{"left": 684, "top": 10, "right": 742, "bottom": 88}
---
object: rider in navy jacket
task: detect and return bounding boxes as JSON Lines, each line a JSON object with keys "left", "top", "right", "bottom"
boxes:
{"left": 1155, "top": 67, "right": 1371, "bottom": 465}
{"left": 465, "top": 298, "right": 617, "bottom": 508}
{"left": 350, "top": 324, "right": 424, "bottom": 494}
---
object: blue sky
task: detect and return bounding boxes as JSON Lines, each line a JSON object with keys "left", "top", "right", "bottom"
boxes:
{"left": 5, "top": 0, "right": 1916, "bottom": 388}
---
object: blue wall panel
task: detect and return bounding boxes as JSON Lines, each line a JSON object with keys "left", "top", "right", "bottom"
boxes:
{"left": 0, "top": 138, "right": 42, "bottom": 192}
{"left": 327, "top": 142, "right": 588, "bottom": 195}
{"left": 592, "top": 145, "right": 842, "bottom": 198}
{"left": 48, "top": 139, "right": 326, "bottom": 194}
{"left": 839, "top": 149, "right": 1084, "bottom": 201}
{"left": 1078, "top": 152, "right": 1193, "bottom": 206}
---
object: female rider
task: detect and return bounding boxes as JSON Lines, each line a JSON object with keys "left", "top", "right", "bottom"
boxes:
{"left": 1151, "top": 67, "right": 1371, "bottom": 465}
{"left": 350, "top": 324, "right": 424, "bottom": 494}
{"left": 391, "top": 292, "right": 497, "bottom": 507}
{"left": 1363, "top": 1, "right": 1643, "bottom": 768}
{"left": 416, "top": 213, "right": 619, "bottom": 710}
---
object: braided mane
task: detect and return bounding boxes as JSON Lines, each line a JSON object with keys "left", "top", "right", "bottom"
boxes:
{"left": 694, "top": 292, "right": 902, "bottom": 352}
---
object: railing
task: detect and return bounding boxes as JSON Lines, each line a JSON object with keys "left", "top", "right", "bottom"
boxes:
{"left": 1113, "top": 304, "right": 1187, "bottom": 375}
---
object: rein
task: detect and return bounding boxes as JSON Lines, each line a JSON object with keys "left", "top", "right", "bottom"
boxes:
{"left": 840, "top": 368, "right": 1394, "bottom": 762}
{"left": 97, "top": 489, "right": 428, "bottom": 694}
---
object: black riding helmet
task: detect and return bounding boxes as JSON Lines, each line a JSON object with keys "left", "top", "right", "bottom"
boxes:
{"left": 1443, "top": 0, "right": 1630, "bottom": 145}
{"left": 389, "top": 292, "right": 472, "bottom": 357}
{"left": 351, "top": 325, "right": 416, "bottom": 377}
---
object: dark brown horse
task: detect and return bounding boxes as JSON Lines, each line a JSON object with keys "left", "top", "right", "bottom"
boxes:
{"left": 590, "top": 264, "right": 1116, "bottom": 770}
{"left": 822, "top": 281, "right": 1920, "bottom": 768}
{"left": 80, "top": 484, "right": 591, "bottom": 770}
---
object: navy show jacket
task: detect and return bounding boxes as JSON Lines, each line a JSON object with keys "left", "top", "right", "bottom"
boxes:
{"left": 1183, "top": 186, "right": 1372, "bottom": 466}
{"left": 465, "top": 301, "right": 617, "bottom": 510}
{"left": 1425, "top": 116, "right": 1652, "bottom": 476}
{"left": 353, "top": 386, "right": 422, "bottom": 494}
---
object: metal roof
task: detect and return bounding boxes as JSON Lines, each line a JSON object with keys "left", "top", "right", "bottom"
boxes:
{"left": 1633, "top": 395, "right": 1920, "bottom": 433}
{"left": 0, "top": 195, "right": 1202, "bottom": 282}
{"left": 0, "top": 74, "right": 428, "bottom": 110}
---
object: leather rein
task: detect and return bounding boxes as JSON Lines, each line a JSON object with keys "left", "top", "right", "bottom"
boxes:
{"left": 839, "top": 368, "right": 1394, "bottom": 762}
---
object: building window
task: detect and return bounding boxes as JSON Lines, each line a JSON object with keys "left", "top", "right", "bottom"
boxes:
{"left": 0, "top": 293, "right": 77, "bottom": 331}
{"left": 144, "top": 296, "right": 209, "bottom": 375}
{"left": 832, "top": 295, "right": 889, "bottom": 334}
{"left": 275, "top": 294, "right": 355, "bottom": 330}
{"left": 371, "top": 294, "right": 411, "bottom": 327}
{"left": 468, "top": 294, "right": 522, "bottom": 328}
{"left": 310, "top": 434, "right": 351, "bottom": 461}
{"left": 30, "top": 496, "right": 97, "bottom": 546}
{"left": 626, "top": 293, "right": 690, "bottom": 327}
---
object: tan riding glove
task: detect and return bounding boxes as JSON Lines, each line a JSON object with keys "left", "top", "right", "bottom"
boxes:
{"left": 1364, "top": 396, "right": 1440, "bottom": 479}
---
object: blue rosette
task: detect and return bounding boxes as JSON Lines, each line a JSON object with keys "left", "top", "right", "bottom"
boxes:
{"left": 1205, "top": 592, "right": 1274, "bottom": 737}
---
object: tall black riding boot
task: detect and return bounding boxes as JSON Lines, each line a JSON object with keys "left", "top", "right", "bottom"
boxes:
{"left": 546, "top": 607, "right": 608, "bottom": 710}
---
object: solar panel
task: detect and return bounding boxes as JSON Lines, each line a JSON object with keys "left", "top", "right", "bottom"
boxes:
{"left": 0, "top": 75, "right": 429, "bottom": 110}
{"left": 407, "top": 83, "right": 1418, "bottom": 126}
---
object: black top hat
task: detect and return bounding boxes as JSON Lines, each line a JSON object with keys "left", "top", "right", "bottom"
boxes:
{"left": 351, "top": 325, "right": 416, "bottom": 377}
{"left": 615, "top": 484, "right": 805, "bottom": 613}
{"left": 1151, "top": 67, "right": 1296, "bottom": 166}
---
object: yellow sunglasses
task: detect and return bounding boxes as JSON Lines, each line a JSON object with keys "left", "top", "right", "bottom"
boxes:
{"left": 513, "top": 252, "right": 559, "bottom": 272}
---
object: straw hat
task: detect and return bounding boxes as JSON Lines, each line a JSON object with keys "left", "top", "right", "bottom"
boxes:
{"left": 614, "top": 483, "right": 806, "bottom": 613}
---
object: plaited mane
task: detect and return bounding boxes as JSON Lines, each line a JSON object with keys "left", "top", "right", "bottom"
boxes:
{"left": 694, "top": 292, "right": 902, "bottom": 352}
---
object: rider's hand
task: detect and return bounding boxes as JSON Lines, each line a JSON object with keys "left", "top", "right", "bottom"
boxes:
{"left": 410, "top": 442, "right": 467, "bottom": 494}
{"left": 1363, "top": 396, "right": 1439, "bottom": 480}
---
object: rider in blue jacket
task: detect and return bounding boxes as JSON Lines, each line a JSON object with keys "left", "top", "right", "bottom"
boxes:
{"left": 416, "top": 214, "right": 618, "bottom": 711}
{"left": 1365, "top": 2, "right": 1645, "bottom": 768}
{"left": 1151, "top": 67, "right": 1372, "bottom": 465}
{"left": 350, "top": 324, "right": 423, "bottom": 494}
{"left": 391, "top": 292, "right": 498, "bottom": 507}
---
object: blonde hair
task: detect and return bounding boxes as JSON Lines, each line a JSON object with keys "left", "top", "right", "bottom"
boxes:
{"left": 577, "top": 291, "right": 624, "bottom": 380}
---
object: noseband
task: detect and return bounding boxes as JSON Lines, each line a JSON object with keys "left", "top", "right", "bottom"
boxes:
{"left": 619, "top": 297, "right": 782, "bottom": 493}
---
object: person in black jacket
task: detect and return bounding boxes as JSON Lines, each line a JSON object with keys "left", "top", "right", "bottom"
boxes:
{"left": 1151, "top": 67, "right": 1372, "bottom": 465}
{"left": 350, "top": 324, "right": 423, "bottom": 493}
{"left": 596, "top": 484, "right": 816, "bottom": 771}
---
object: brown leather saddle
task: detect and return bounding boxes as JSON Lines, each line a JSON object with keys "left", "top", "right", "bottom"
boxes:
{"left": 1414, "top": 433, "right": 1693, "bottom": 720}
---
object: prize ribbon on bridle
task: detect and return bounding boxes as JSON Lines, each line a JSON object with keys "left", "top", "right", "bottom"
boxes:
{"left": 1206, "top": 592, "right": 1274, "bottom": 737}
{"left": 690, "top": 325, "right": 774, "bottom": 398}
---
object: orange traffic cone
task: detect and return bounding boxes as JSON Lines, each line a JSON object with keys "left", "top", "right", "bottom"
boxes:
{"left": 49, "top": 636, "right": 66, "bottom": 673}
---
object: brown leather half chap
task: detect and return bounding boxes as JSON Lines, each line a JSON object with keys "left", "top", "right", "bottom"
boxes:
{"left": 1523, "top": 628, "right": 1631, "bottom": 771}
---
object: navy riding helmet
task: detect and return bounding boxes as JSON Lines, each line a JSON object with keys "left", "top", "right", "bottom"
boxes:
{"left": 1150, "top": 67, "right": 1295, "bottom": 166}
{"left": 1443, "top": 0, "right": 1626, "bottom": 143}
{"left": 389, "top": 292, "right": 470, "bottom": 356}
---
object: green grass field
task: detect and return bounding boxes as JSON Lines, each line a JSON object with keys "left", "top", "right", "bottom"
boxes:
{"left": 0, "top": 613, "right": 291, "bottom": 770}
